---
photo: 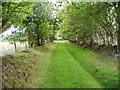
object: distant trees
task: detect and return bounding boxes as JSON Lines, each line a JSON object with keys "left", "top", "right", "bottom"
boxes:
{"left": 58, "top": 2, "right": 120, "bottom": 57}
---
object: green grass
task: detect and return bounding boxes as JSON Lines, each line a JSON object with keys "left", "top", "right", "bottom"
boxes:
{"left": 65, "top": 43, "right": 118, "bottom": 88}
{"left": 42, "top": 43, "right": 118, "bottom": 88}
{"left": 2, "top": 42, "right": 118, "bottom": 88}
{"left": 42, "top": 43, "right": 104, "bottom": 88}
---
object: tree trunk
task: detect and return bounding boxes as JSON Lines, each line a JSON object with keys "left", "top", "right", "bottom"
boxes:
{"left": 13, "top": 35, "right": 17, "bottom": 51}
{"left": 36, "top": 33, "right": 40, "bottom": 46}
{"left": 25, "top": 42, "right": 27, "bottom": 49}
{"left": 37, "top": 37, "right": 40, "bottom": 46}
{"left": 28, "top": 31, "right": 31, "bottom": 48}
{"left": 41, "top": 37, "right": 45, "bottom": 46}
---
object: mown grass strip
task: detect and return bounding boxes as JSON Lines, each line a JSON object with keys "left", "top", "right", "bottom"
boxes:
{"left": 65, "top": 43, "right": 118, "bottom": 88}
{"left": 43, "top": 43, "right": 102, "bottom": 88}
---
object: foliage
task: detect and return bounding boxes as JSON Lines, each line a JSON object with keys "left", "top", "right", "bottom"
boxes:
{"left": 58, "top": 2, "right": 118, "bottom": 48}
{"left": 2, "top": 2, "right": 60, "bottom": 49}
{"left": 2, "top": 2, "right": 33, "bottom": 32}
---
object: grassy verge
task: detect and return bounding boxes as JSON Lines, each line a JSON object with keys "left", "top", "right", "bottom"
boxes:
{"left": 66, "top": 43, "right": 118, "bottom": 88}
{"left": 2, "top": 43, "right": 55, "bottom": 88}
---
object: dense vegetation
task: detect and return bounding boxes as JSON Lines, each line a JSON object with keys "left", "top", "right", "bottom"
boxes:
{"left": 58, "top": 2, "right": 120, "bottom": 58}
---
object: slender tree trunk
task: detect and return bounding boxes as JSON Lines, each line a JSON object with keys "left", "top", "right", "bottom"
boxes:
{"left": 25, "top": 42, "right": 27, "bottom": 49}
{"left": 35, "top": 24, "right": 41, "bottom": 46}
{"left": 98, "top": 30, "right": 106, "bottom": 45}
{"left": 28, "top": 31, "right": 31, "bottom": 48}
{"left": 36, "top": 33, "right": 40, "bottom": 46}
{"left": 41, "top": 37, "right": 45, "bottom": 46}
{"left": 37, "top": 37, "right": 40, "bottom": 46}
{"left": 51, "top": 29, "right": 55, "bottom": 43}
{"left": 13, "top": 35, "right": 17, "bottom": 51}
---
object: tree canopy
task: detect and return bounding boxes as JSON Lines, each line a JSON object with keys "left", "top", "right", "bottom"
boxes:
{"left": 1, "top": 1, "right": 120, "bottom": 58}
{"left": 58, "top": 2, "right": 120, "bottom": 57}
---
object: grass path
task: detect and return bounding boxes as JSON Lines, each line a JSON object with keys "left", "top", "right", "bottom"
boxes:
{"left": 43, "top": 43, "right": 103, "bottom": 88}
{"left": 2, "top": 42, "right": 118, "bottom": 88}
{"left": 42, "top": 42, "right": 118, "bottom": 88}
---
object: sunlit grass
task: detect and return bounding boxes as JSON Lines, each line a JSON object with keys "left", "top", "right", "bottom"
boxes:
{"left": 54, "top": 39, "right": 68, "bottom": 43}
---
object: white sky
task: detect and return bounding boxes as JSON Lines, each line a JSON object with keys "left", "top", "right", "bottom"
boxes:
{"left": 49, "top": 0, "right": 57, "bottom": 3}
{"left": 0, "top": 25, "right": 16, "bottom": 37}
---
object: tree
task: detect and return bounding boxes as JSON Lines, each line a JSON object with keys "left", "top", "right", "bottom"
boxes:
{"left": 2, "top": 2, "right": 33, "bottom": 33}
{"left": 21, "top": 2, "right": 58, "bottom": 47}
{"left": 58, "top": 2, "right": 118, "bottom": 53}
